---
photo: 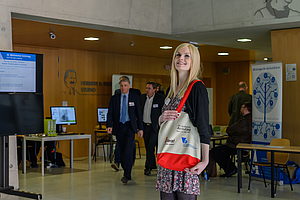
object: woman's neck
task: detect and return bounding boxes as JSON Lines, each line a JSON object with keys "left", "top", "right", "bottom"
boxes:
{"left": 175, "top": 71, "right": 189, "bottom": 94}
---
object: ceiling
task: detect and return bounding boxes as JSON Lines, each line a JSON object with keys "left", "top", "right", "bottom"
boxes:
{"left": 11, "top": 18, "right": 257, "bottom": 63}
{"left": 12, "top": 16, "right": 271, "bottom": 62}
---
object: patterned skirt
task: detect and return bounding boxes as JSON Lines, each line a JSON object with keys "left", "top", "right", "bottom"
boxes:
{"left": 156, "top": 165, "right": 200, "bottom": 195}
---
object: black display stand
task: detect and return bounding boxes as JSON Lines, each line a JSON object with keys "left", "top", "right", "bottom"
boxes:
{"left": 0, "top": 136, "right": 42, "bottom": 199}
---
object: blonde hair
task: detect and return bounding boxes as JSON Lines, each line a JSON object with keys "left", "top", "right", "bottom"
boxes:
{"left": 166, "top": 43, "right": 203, "bottom": 99}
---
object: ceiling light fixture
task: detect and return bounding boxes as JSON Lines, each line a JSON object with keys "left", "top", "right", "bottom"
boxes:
{"left": 218, "top": 52, "right": 229, "bottom": 56}
{"left": 237, "top": 38, "right": 252, "bottom": 42}
{"left": 160, "top": 46, "right": 172, "bottom": 49}
{"left": 189, "top": 41, "right": 198, "bottom": 45}
{"left": 264, "top": 57, "right": 268, "bottom": 61}
{"left": 84, "top": 37, "right": 99, "bottom": 41}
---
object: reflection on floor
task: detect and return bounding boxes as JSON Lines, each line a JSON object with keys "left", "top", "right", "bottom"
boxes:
{"left": 2, "top": 150, "right": 300, "bottom": 200}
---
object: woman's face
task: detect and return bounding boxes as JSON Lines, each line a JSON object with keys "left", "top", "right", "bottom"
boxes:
{"left": 174, "top": 46, "right": 191, "bottom": 72}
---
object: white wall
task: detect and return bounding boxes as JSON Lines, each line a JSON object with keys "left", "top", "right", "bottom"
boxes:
{"left": 0, "top": 0, "right": 172, "bottom": 34}
{"left": 172, "top": 0, "right": 300, "bottom": 34}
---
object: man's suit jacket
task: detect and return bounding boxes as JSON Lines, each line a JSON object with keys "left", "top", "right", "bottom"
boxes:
{"left": 140, "top": 93, "right": 165, "bottom": 133}
{"left": 107, "top": 92, "right": 143, "bottom": 135}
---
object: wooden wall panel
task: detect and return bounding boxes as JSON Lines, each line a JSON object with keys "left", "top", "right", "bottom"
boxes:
{"left": 12, "top": 45, "right": 176, "bottom": 157}
{"left": 271, "top": 28, "right": 300, "bottom": 164}
{"left": 12, "top": 45, "right": 220, "bottom": 157}
{"left": 202, "top": 62, "right": 217, "bottom": 124}
{"left": 215, "top": 61, "right": 250, "bottom": 125}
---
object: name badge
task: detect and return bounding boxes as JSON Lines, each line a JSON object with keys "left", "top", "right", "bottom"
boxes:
{"left": 165, "top": 98, "right": 171, "bottom": 105}
{"left": 129, "top": 102, "right": 135, "bottom": 106}
{"left": 153, "top": 104, "right": 159, "bottom": 108}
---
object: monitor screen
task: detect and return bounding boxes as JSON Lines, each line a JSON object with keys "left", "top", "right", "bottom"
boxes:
{"left": 50, "top": 106, "right": 77, "bottom": 125}
{"left": 0, "top": 51, "right": 43, "bottom": 93}
{"left": 0, "top": 93, "right": 44, "bottom": 136}
{"left": 97, "top": 108, "right": 108, "bottom": 123}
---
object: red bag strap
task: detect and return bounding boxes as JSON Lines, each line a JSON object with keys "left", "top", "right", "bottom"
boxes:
{"left": 176, "top": 80, "right": 204, "bottom": 112}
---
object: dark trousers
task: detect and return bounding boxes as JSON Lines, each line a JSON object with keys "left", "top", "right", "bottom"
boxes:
{"left": 210, "top": 145, "right": 237, "bottom": 173}
{"left": 114, "top": 140, "right": 136, "bottom": 165}
{"left": 143, "top": 123, "right": 157, "bottom": 170}
{"left": 116, "top": 122, "right": 135, "bottom": 179}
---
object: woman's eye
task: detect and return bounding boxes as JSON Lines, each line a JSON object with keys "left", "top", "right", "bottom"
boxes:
{"left": 184, "top": 55, "right": 190, "bottom": 58}
{"left": 175, "top": 53, "right": 181, "bottom": 57}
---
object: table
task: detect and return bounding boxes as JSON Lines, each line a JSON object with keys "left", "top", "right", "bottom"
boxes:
{"left": 23, "top": 134, "right": 91, "bottom": 176}
{"left": 211, "top": 135, "right": 228, "bottom": 148}
{"left": 236, "top": 143, "right": 300, "bottom": 198}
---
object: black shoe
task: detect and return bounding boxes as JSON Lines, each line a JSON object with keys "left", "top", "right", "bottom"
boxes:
{"left": 144, "top": 169, "right": 151, "bottom": 176}
{"left": 30, "top": 163, "right": 39, "bottom": 168}
{"left": 111, "top": 163, "right": 119, "bottom": 171}
{"left": 121, "top": 176, "right": 128, "bottom": 184}
{"left": 220, "top": 169, "right": 237, "bottom": 178}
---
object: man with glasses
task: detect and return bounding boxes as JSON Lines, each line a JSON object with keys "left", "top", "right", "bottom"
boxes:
{"left": 209, "top": 102, "right": 252, "bottom": 178}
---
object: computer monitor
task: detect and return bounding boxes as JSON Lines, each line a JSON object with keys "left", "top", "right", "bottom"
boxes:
{"left": 0, "top": 51, "right": 43, "bottom": 93}
{"left": 97, "top": 108, "right": 108, "bottom": 123}
{"left": 50, "top": 106, "right": 77, "bottom": 133}
{"left": 0, "top": 93, "right": 44, "bottom": 136}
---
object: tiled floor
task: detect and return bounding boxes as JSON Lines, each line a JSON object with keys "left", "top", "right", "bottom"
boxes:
{"left": 2, "top": 150, "right": 300, "bottom": 200}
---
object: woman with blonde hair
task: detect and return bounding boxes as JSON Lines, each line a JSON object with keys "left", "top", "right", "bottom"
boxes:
{"left": 156, "top": 43, "right": 210, "bottom": 200}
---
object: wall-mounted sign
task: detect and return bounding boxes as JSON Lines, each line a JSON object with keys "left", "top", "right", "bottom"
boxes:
{"left": 286, "top": 63, "right": 297, "bottom": 81}
{"left": 63, "top": 69, "right": 112, "bottom": 95}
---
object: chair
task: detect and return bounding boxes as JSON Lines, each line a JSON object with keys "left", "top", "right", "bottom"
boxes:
{"left": 242, "top": 151, "right": 251, "bottom": 174}
{"left": 135, "top": 140, "right": 141, "bottom": 159}
{"left": 225, "top": 150, "right": 250, "bottom": 176}
{"left": 94, "top": 140, "right": 116, "bottom": 162}
{"left": 248, "top": 138, "right": 293, "bottom": 194}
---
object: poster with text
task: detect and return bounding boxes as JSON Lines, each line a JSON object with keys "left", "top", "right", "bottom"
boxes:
{"left": 251, "top": 62, "right": 282, "bottom": 144}
{"left": 250, "top": 62, "right": 283, "bottom": 180}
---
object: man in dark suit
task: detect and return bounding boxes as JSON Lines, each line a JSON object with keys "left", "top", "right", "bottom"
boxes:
{"left": 228, "top": 81, "right": 252, "bottom": 126}
{"left": 140, "top": 82, "right": 164, "bottom": 175}
{"left": 107, "top": 76, "right": 143, "bottom": 184}
{"left": 111, "top": 87, "right": 141, "bottom": 171}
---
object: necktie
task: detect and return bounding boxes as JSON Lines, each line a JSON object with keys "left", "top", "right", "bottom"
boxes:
{"left": 121, "top": 95, "right": 127, "bottom": 124}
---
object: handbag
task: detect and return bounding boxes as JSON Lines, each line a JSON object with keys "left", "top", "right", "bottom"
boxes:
{"left": 157, "top": 80, "right": 202, "bottom": 171}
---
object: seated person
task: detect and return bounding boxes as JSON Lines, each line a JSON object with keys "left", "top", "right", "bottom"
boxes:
{"left": 209, "top": 102, "right": 252, "bottom": 177}
{"left": 17, "top": 138, "right": 41, "bottom": 168}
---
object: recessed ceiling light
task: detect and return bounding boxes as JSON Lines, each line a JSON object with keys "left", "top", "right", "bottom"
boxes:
{"left": 218, "top": 52, "right": 229, "bottom": 56}
{"left": 264, "top": 57, "right": 268, "bottom": 61}
{"left": 160, "top": 46, "right": 172, "bottom": 49}
{"left": 84, "top": 37, "right": 99, "bottom": 41}
{"left": 237, "top": 38, "right": 252, "bottom": 42}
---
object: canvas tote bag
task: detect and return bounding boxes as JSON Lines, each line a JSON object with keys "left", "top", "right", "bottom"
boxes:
{"left": 157, "top": 80, "right": 202, "bottom": 171}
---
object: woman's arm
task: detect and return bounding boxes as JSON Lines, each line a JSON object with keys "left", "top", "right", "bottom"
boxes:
{"left": 186, "top": 82, "right": 211, "bottom": 144}
{"left": 185, "top": 143, "right": 209, "bottom": 175}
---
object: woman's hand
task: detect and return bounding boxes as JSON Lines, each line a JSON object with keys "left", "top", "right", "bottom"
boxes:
{"left": 184, "top": 143, "right": 210, "bottom": 175}
{"left": 158, "top": 110, "right": 179, "bottom": 126}
{"left": 184, "top": 162, "right": 207, "bottom": 175}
